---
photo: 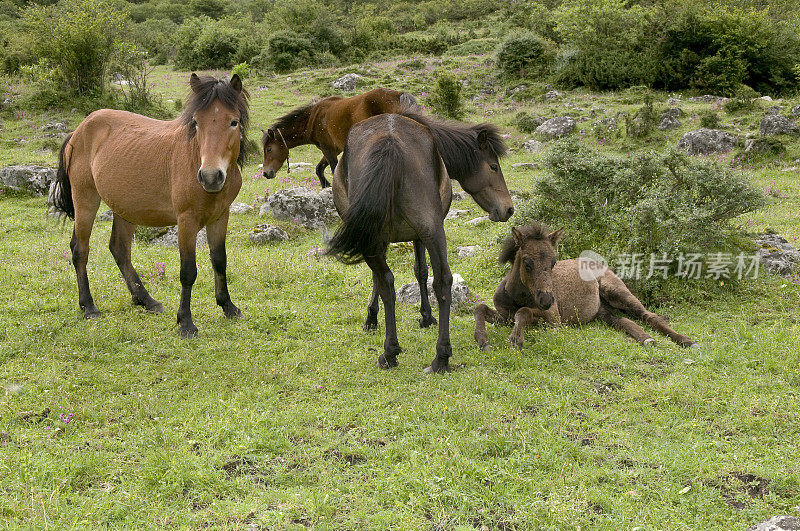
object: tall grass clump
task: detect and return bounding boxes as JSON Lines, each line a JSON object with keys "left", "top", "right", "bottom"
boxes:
{"left": 426, "top": 70, "right": 465, "bottom": 120}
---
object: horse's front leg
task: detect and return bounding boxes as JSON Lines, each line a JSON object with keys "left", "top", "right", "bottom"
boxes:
{"left": 206, "top": 212, "right": 241, "bottom": 319}
{"left": 510, "top": 307, "right": 540, "bottom": 350}
{"left": 177, "top": 218, "right": 199, "bottom": 338}
{"left": 319, "top": 147, "right": 339, "bottom": 189}
{"left": 364, "top": 253, "right": 401, "bottom": 368}
{"left": 413, "top": 240, "right": 436, "bottom": 328}
{"left": 315, "top": 157, "right": 329, "bottom": 188}
{"left": 422, "top": 227, "right": 453, "bottom": 374}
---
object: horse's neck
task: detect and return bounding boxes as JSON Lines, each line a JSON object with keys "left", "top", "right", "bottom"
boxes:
{"left": 284, "top": 109, "right": 314, "bottom": 147}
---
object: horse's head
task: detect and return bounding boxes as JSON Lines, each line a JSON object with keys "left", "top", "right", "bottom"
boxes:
{"left": 460, "top": 128, "right": 515, "bottom": 222}
{"left": 186, "top": 73, "right": 247, "bottom": 193}
{"left": 500, "top": 224, "right": 564, "bottom": 311}
{"left": 261, "top": 128, "right": 289, "bottom": 180}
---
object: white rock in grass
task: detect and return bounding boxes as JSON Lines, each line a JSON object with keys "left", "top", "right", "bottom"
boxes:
{"left": 445, "top": 209, "right": 466, "bottom": 220}
{"left": 747, "top": 516, "right": 800, "bottom": 531}
{"left": 465, "top": 215, "right": 489, "bottom": 226}
{"left": 456, "top": 245, "right": 481, "bottom": 257}
{"left": 248, "top": 224, "right": 289, "bottom": 245}
{"left": 229, "top": 202, "right": 253, "bottom": 214}
{"left": 396, "top": 273, "right": 471, "bottom": 309}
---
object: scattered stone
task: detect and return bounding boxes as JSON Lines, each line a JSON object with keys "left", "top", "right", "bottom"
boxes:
{"left": 791, "top": 105, "right": 800, "bottom": 117}
{"left": 445, "top": 209, "right": 466, "bottom": 220}
{"left": 766, "top": 106, "right": 783, "bottom": 115}
{"left": 754, "top": 233, "right": 800, "bottom": 278}
{"left": 248, "top": 224, "right": 289, "bottom": 245}
{"left": 747, "top": 516, "right": 800, "bottom": 531}
{"left": 522, "top": 140, "right": 545, "bottom": 153}
{"left": 265, "top": 186, "right": 336, "bottom": 229}
{"left": 782, "top": 166, "right": 798, "bottom": 172}
{"left": 150, "top": 226, "right": 207, "bottom": 248}
{"left": 288, "top": 162, "right": 314, "bottom": 172}
{"left": 465, "top": 215, "right": 489, "bottom": 226}
{"left": 0, "top": 165, "right": 56, "bottom": 196}
{"left": 332, "top": 73, "right": 362, "bottom": 92}
{"left": 545, "top": 90, "right": 563, "bottom": 100}
{"left": 759, "top": 115, "right": 798, "bottom": 136}
{"left": 593, "top": 115, "right": 618, "bottom": 131}
{"left": 745, "top": 137, "right": 785, "bottom": 154}
{"left": 452, "top": 191, "right": 469, "bottom": 201}
{"left": 511, "top": 162, "right": 539, "bottom": 170}
{"left": 657, "top": 114, "right": 681, "bottom": 130}
{"left": 663, "top": 108, "right": 684, "bottom": 119}
{"left": 229, "top": 202, "right": 253, "bottom": 214}
{"left": 677, "top": 128, "right": 738, "bottom": 155}
{"left": 759, "top": 96, "right": 774, "bottom": 102}
{"left": 40, "top": 122, "right": 67, "bottom": 135}
{"left": 535, "top": 117, "right": 576, "bottom": 139}
{"left": 456, "top": 245, "right": 481, "bottom": 257}
{"left": 667, "top": 97, "right": 682, "bottom": 106}
{"left": 0, "top": 430, "right": 10, "bottom": 446}
{"left": 396, "top": 273, "right": 471, "bottom": 309}
{"left": 98, "top": 210, "right": 114, "bottom": 221}
{"left": 688, "top": 95, "right": 724, "bottom": 103}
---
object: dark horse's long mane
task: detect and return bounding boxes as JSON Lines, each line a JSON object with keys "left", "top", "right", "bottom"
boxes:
{"left": 180, "top": 75, "right": 250, "bottom": 167}
{"left": 499, "top": 223, "right": 551, "bottom": 264}
{"left": 396, "top": 109, "right": 508, "bottom": 182}
{"left": 270, "top": 103, "right": 313, "bottom": 134}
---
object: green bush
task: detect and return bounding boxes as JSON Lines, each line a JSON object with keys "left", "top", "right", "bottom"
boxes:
{"left": 22, "top": 0, "right": 127, "bottom": 96}
{"left": 444, "top": 38, "right": 498, "bottom": 57}
{"left": 497, "top": 32, "right": 554, "bottom": 78}
{"left": 515, "top": 139, "right": 765, "bottom": 268}
{"left": 173, "top": 16, "right": 251, "bottom": 70}
{"left": 625, "top": 93, "right": 659, "bottom": 138}
{"left": 426, "top": 70, "right": 465, "bottom": 120}
{"left": 263, "top": 30, "right": 314, "bottom": 73}
{"left": 723, "top": 85, "right": 760, "bottom": 114}
{"left": 699, "top": 110, "right": 719, "bottom": 129}
{"left": 131, "top": 18, "right": 177, "bottom": 65}
{"left": 514, "top": 112, "right": 546, "bottom": 133}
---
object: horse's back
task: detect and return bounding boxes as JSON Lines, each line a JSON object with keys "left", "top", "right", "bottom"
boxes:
{"left": 553, "top": 259, "right": 602, "bottom": 325}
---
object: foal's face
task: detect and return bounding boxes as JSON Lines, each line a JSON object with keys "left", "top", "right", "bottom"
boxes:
{"left": 191, "top": 77, "right": 243, "bottom": 193}
{"left": 514, "top": 227, "right": 564, "bottom": 311}
{"left": 261, "top": 129, "right": 289, "bottom": 179}
{"left": 461, "top": 131, "right": 515, "bottom": 222}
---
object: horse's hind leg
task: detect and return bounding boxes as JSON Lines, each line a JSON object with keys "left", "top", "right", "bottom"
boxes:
{"left": 364, "top": 251, "right": 401, "bottom": 368}
{"left": 71, "top": 193, "right": 101, "bottom": 319}
{"left": 599, "top": 271, "right": 697, "bottom": 347}
{"left": 596, "top": 302, "right": 654, "bottom": 346}
{"left": 422, "top": 228, "right": 453, "bottom": 374}
{"left": 413, "top": 240, "right": 437, "bottom": 328}
{"left": 109, "top": 215, "right": 163, "bottom": 313}
{"left": 207, "top": 212, "right": 241, "bottom": 319}
{"left": 315, "top": 157, "right": 330, "bottom": 188}
{"left": 363, "top": 284, "right": 379, "bottom": 331}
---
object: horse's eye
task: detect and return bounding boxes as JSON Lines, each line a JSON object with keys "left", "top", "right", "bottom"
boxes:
{"left": 490, "top": 164, "right": 499, "bottom": 172}
{"left": 230, "top": 120, "right": 239, "bottom": 127}
{"left": 267, "top": 147, "right": 272, "bottom": 152}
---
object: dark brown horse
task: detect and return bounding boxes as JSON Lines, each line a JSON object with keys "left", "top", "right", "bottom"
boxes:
{"left": 474, "top": 223, "right": 699, "bottom": 350}
{"left": 327, "top": 113, "right": 514, "bottom": 373}
{"left": 261, "top": 88, "right": 418, "bottom": 187}
{"left": 51, "top": 74, "right": 249, "bottom": 338}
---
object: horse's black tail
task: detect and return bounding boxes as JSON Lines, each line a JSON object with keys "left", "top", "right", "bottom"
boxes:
{"left": 327, "top": 137, "right": 403, "bottom": 264}
{"left": 51, "top": 133, "right": 75, "bottom": 219}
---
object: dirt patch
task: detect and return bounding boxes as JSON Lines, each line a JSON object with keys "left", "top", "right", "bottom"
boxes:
{"left": 706, "top": 472, "right": 769, "bottom": 509}
{"left": 322, "top": 448, "right": 367, "bottom": 466}
{"left": 591, "top": 379, "right": 622, "bottom": 394}
{"left": 564, "top": 431, "right": 597, "bottom": 446}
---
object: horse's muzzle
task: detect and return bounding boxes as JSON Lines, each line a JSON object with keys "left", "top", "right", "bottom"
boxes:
{"left": 490, "top": 205, "right": 515, "bottom": 222}
{"left": 534, "top": 291, "right": 554, "bottom": 310}
{"left": 198, "top": 168, "right": 226, "bottom": 193}
{"left": 263, "top": 168, "right": 276, "bottom": 179}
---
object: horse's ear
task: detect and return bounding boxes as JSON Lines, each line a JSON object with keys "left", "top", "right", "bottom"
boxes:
{"left": 548, "top": 227, "right": 565, "bottom": 246}
{"left": 477, "top": 129, "right": 489, "bottom": 149}
{"left": 189, "top": 73, "right": 202, "bottom": 93}
{"left": 266, "top": 128, "right": 276, "bottom": 140}
{"left": 511, "top": 226, "right": 523, "bottom": 246}
{"left": 230, "top": 73, "right": 242, "bottom": 93}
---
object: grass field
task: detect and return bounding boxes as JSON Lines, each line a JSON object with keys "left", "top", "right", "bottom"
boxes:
{"left": 1, "top": 57, "right": 800, "bottom": 529}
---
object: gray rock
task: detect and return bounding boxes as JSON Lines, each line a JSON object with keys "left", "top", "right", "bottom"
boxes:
{"left": 465, "top": 215, "right": 489, "bottom": 226}
{"left": 688, "top": 95, "right": 724, "bottom": 103}
{"left": 288, "top": 162, "right": 313, "bottom": 172}
{"left": 511, "top": 162, "right": 538, "bottom": 170}
{"left": 755, "top": 233, "right": 800, "bottom": 277}
{"left": 229, "top": 202, "right": 253, "bottom": 214}
{"left": 545, "top": 90, "right": 563, "bottom": 100}
{"left": 759, "top": 115, "right": 799, "bottom": 136}
{"left": 667, "top": 97, "right": 682, "bottom": 106}
{"left": 332, "top": 73, "right": 362, "bottom": 92}
{"left": 677, "top": 129, "right": 738, "bottom": 155}
{"left": 151, "top": 226, "right": 207, "bottom": 248}
{"left": 535, "top": 117, "right": 576, "bottom": 139}
{"left": 248, "top": 224, "right": 289, "bottom": 245}
{"left": 747, "top": 515, "right": 800, "bottom": 531}
{"left": 766, "top": 106, "right": 783, "bottom": 115}
{"left": 452, "top": 191, "right": 469, "bottom": 201}
{"left": 657, "top": 115, "right": 681, "bottom": 130}
{"left": 396, "top": 273, "right": 471, "bottom": 309}
{"left": 264, "top": 186, "right": 337, "bottom": 228}
{"left": 522, "top": 140, "right": 545, "bottom": 153}
{"left": 663, "top": 107, "right": 684, "bottom": 119}
{"left": 98, "top": 210, "right": 114, "bottom": 221}
{"left": 593, "top": 115, "right": 618, "bottom": 131}
{"left": 456, "top": 245, "right": 481, "bottom": 257}
{"left": 791, "top": 105, "right": 800, "bottom": 117}
{"left": 0, "top": 165, "right": 56, "bottom": 196}
{"left": 445, "top": 209, "right": 466, "bottom": 220}
{"left": 40, "top": 122, "right": 67, "bottom": 134}
{"left": 745, "top": 137, "right": 785, "bottom": 154}
{"left": 760, "top": 95, "right": 774, "bottom": 102}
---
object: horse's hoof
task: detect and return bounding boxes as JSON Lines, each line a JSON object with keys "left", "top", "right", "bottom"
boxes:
{"left": 83, "top": 308, "right": 101, "bottom": 320}
{"left": 377, "top": 353, "right": 399, "bottom": 369}
{"left": 423, "top": 363, "right": 452, "bottom": 374}
{"left": 180, "top": 326, "right": 198, "bottom": 339}
{"left": 223, "top": 305, "right": 242, "bottom": 319}
{"left": 479, "top": 343, "right": 492, "bottom": 352}
{"left": 688, "top": 342, "right": 701, "bottom": 349}
{"left": 146, "top": 302, "right": 164, "bottom": 314}
{"left": 509, "top": 337, "right": 524, "bottom": 350}
{"left": 643, "top": 338, "right": 656, "bottom": 346}
{"left": 418, "top": 316, "right": 437, "bottom": 328}
{"left": 363, "top": 321, "right": 378, "bottom": 332}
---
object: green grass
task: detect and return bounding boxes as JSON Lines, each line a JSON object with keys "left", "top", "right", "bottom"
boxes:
{"left": 1, "top": 58, "right": 800, "bottom": 528}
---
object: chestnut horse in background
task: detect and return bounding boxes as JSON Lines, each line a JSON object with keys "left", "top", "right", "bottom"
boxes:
{"left": 51, "top": 74, "right": 249, "bottom": 338}
{"left": 261, "top": 88, "right": 419, "bottom": 187}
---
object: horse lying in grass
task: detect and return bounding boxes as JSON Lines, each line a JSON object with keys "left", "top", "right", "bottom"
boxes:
{"left": 474, "top": 223, "right": 699, "bottom": 350}
{"left": 261, "top": 88, "right": 418, "bottom": 187}
{"left": 51, "top": 74, "right": 248, "bottom": 338}
{"left": 327, "top": 113, "right": 514, "bottom": 373}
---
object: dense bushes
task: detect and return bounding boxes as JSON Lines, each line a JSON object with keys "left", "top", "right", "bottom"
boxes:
{"left": 173, "top": 16, "right": 257, "bottom": 70}
{"left": 497, "top": 32, "right": 555, "bottom": 78}
{"left": 516, "top": 140, "right": 765, "bottom": 260}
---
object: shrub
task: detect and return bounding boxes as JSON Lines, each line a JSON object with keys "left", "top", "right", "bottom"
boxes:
{"left": 426, "top": 71, "right": 465, "bottom": 120}
{"left": 173, "top": 16, "right": 250, "bottom": 70}
{"left": 699, "top": 110, "right": 719, "bottom": 129}
{"left": 131, "top": 19, "right": 178, "bottom": 65}
{"left": 723, "top": 85, "right": 760, "bottom": 114}
{"left": 514, "top": 112, "right": 546, "bottom": 133}
{"left": 231, "top": 62, "right": 251, "bottom": 80}
{"left": 111, "top": 42, "right": 169, "bottom": 118}
{"left": 625, "top": 93, "right": 659, "bottom": 138}
{"left": 444, "top": 38, "right": 498, "bottom": 57}
{"left": 22, "top": 0, "right": 127, "bottom": 96}
{"left": 497, "top": 32, "right": 554, "bottom": 78}
{"left": 263, "top": 30, "right": 314, "bottom": 73}
{"left": 515, "top": 139, "right": 765, "bottom": 270}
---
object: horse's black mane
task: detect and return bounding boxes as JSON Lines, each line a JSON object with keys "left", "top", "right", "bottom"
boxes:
{"left": 180, "top": 75, "right": 250, "bottom": 167}
{"left": 499, "top": 223, "right": 551, "bottom": 264}
{"left": 396, "top": 110, "right": 508, "bottom": 182}
{"left": 270, "top": 104, "right": 313, "bottom": 137}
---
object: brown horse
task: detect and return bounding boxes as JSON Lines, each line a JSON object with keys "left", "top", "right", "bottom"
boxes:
{"left": 261, "top": 88, "right": 418, "bottom": 187}
{"left": 474, "top": 223, "right": 699, "bottom": 350}
{"left": 327, "top": 112, "right": 514, "bottom": 373}
{"left": 51, "top": 74, "right": 249, "bottom": 338}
